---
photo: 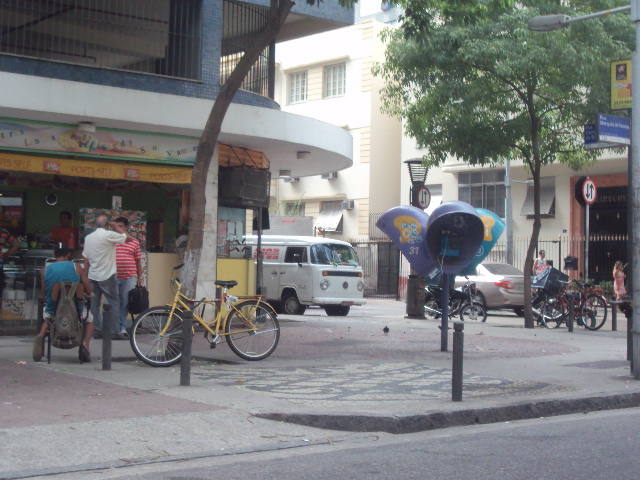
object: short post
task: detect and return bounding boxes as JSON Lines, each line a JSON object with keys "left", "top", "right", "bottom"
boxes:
{"left": 441, "top": 273, "right": 450, "bottom": 352}
{"left": 452, "top": 321, "right": 464, "bottom": 402}
{"left": 102, "top": 303, "right": 112, "bottom": 371}
{"left": 628, "top": 305, "right": 633, "bottom": 363}
{"left": 566, "top": 293, "right": 574, "bottom": 333}
{"left": 611, "top": 302, "right": 618, "bottom": 332}
{"left": 180, "top": 309, "right": 193, "bottom": 386}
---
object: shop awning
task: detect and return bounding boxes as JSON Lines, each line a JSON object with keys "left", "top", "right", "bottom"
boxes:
{"left": 521, "top": 177, "right": 555, "bottom": 216}
{"left": 0, "top": 152, "right": 192, "bottom": 184}
{"left": 314, "top": 203, "right": 343, "bottom": 232}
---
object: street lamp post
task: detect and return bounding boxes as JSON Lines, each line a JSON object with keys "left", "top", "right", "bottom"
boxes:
{"left": 528, "top": 2, "right": 640, "bottom": 378}
{"left": 404, "top": 160, "right": 429, "bottom": 319}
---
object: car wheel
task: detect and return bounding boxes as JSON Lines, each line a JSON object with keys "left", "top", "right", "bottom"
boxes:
{"left": 513, "top": 306, "right": 525, "bottom": 317}
{"left": 282, "top": 292, "right": 307, "bottom": 315}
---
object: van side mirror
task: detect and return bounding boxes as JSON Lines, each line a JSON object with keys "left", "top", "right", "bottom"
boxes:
{"left": 293, "top": 253, "right": 302, "bottom": 265}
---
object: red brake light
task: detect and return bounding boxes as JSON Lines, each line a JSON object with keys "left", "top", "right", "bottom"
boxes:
{"left": 494, "top": 280, "right": 513, "bottom": 289}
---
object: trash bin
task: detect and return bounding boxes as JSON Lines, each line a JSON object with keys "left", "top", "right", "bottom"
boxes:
{"left": 406, "top": 274, "right": 426, "bottom": 318}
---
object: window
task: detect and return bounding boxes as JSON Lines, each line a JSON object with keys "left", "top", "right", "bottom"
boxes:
{"left": 311, "top": 244, "right": 360, "bottom": 266}
{"left": 315, "top": 201, "right": 343, "bottom": 233}
{"left": 285, "top": 247, "right": 307, "bottom": 263}
{"left": 289, "top": 72, "right": 307, "bottom": 103}
{"left": 323, "top": 63, "right": 346, "bottom": 98}
{"left": 521, "top": 177, "right": 556, "bottom": 217}
{"left": 458, "top": 170, "right": 506, "bottom": 218}
{"left": 285, "top": 202, "right": 305, "bottom": 216}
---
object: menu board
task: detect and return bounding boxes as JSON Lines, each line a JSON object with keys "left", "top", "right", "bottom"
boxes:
{"left": 0, "top": 191, "right": 25, "bottom": 235}
{"left": 79, "top": 208, "right": 147, "bottom": 251}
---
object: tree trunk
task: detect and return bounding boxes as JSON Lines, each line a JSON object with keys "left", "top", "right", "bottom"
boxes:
{"left": 523, "top": 160, "right": 542, "bottom": 329}
{"left": 181, "top": 0, "right": 294, "bottom": 298}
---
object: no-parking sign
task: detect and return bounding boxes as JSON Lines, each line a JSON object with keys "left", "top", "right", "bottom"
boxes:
{"left": 582, "top": 178, "right": 597, "bottom": 205}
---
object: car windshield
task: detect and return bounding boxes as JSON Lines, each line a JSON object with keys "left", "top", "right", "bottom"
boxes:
{"left": 311, "top": 244, "right": 360, "bottom": 266}
{"left": 483, "top": 263, "right": 524, "bottom": 276}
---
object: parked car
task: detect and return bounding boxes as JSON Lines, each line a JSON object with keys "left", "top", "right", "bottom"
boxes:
{"left": 453, "top": 263, "right": 525, "bottom": 316}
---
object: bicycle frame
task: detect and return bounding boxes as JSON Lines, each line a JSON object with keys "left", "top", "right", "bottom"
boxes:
{"left": 159, "top": 277, "right": 269, "bottom": 338}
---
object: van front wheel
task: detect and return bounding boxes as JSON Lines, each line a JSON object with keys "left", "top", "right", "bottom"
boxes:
{"left": 325, "top": 305, "right": 350, "bottom": 316}
{"left": 282, "top": 292, "right": 307, "bottom": 315}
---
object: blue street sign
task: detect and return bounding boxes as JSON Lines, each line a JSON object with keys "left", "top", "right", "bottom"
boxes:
{"left": 598, "top": 113, "right": 630, "bottom": 145}
{"left": 584, "top": 114, "right": 630, "bottom": 150}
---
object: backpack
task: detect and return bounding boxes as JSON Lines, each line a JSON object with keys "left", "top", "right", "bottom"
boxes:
{"left": 50, "top": 283, "right": 83, "bottom": 350}
{"left": 128, "top": 285, "right": 149, "bottom": 316}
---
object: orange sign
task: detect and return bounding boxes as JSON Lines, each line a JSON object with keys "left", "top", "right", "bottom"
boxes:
{"left": 0, "top": 152, "right": 192, "bottom": 184}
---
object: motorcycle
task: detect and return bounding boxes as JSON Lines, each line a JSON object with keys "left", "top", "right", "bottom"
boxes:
{"left": 424, "top": 276, "right": 487, "bottom": 322}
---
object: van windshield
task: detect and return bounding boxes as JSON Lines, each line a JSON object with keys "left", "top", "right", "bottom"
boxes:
{"left": 311, "top": 244, "right": 360, "bottom": 266}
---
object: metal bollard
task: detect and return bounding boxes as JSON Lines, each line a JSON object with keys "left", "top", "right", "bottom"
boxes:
{"left": 102, "top": 303, "right": 112, "bottom": 371}
{"left": 627, "top": 306, "right": 633, "bottom": 362}
{"left": 180, "top": 310, "right": 193, "bottom": 386}
{"left": 611, "top": 302, "right": 617, "bottom": 332}
{"left": 452, "top": 321, "right": 464, "bottom": 402}
{"left": 566, "top": 293, "right": 573, "bottom": 333}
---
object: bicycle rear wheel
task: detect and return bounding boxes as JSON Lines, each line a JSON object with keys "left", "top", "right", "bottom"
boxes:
{"left": 580, "top": 295, "right": 608, "bottom": 331}
{"left": 226, "top": 301, "right": 280, "bottom": 360}
{"left": 130, "top": 307, "right": 184, "bottom": 367}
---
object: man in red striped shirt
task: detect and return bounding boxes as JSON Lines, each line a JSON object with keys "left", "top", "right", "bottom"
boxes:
{"left": 114, "top": 217, "right": 143, "bottom": 340}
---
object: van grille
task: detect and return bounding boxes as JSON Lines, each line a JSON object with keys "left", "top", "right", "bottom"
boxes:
{"left": 323, "top": 271, "right": 362, "bottom": 277}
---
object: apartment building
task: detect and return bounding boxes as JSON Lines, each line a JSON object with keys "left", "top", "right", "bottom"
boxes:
{"left": 274, "top": 15, "right": 402, "bottom": 240}
{"left": 0, "top": 0, "right": 354, "bottom": 329}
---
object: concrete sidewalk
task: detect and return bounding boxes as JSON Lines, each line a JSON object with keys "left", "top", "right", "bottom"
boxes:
{"left": 1, "top": 299, "right": 638, "bottom": 478}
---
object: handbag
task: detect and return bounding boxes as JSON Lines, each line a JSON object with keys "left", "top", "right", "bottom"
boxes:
{"left": 128, "top": 285, "right": 149, "bottom": 315}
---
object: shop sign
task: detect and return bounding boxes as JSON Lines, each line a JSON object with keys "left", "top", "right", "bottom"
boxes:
{"left": 0, "top": 152, "right": 192, "bottom": 184}
{"left": 611, "top": 59, "right": 632, "bottom": 112}
{"left": 0, "top": 118, "right": 199, "bottom": 165}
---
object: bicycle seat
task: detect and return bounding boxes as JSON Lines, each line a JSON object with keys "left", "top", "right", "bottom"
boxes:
{"left": 214, "top": 280, "right": 238, "bottom": 289}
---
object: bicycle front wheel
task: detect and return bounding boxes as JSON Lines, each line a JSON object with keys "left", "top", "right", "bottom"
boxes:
{"left": 540, "top": 295, "right": 566, "bottom": 329}
{"left": 580, "top": 295, "right": 608, "bottom": 331}
{"left": 130, "top": 307, "right": 184, "bottom": 367}
{"left": 225, "top": 301, "right": 280, "bottom": 361}
{"left": 459, "top": 303, "right": 487, "bottom": 322}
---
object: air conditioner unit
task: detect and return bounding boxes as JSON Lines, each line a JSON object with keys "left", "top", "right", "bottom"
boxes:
{"left": 341, "top": 200, "right": 355, "bottom": 210}
{"left": 284, "top": 177, "right": 299, "bottom": 183}
{"left": 321, "top": 171, "right": 338, "bottom": 180}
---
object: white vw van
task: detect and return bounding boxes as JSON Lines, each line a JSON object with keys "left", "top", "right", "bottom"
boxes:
{"left": 245, "top": 235, "right": 366, "bottom": 316}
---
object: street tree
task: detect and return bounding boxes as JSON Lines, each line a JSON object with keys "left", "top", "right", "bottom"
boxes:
{"left": 374, "top": 0, "right": 633, "bottom": 327}
{"left": 182, "top": 0, "right": 356, "bottom": 296}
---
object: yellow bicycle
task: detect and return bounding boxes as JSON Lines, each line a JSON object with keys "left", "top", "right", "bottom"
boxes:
{"left": 130, "top": 264, "right": 280, "bottom": 367}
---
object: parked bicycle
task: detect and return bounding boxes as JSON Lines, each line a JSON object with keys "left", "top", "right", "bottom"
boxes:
{"left": 130, "top": 264, "right": 280, "bottom": 367}
{"left": 424, "top": 276, "right": 487, "bottom": 322}
{"left": 533, "top": 279, "right": 608, "bottom": 331}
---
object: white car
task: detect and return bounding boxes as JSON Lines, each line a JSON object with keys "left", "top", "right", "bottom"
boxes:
{"left": 454, "top": 263, "right": 526, "bottom": 316}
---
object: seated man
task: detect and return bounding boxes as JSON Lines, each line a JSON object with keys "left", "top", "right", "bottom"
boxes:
{"left": 33, "top": 245, "right": 94, "bottom": 362}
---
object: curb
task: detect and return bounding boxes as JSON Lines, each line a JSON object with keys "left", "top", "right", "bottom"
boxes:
{"left": 256, "top": 392, "right": 640, "bottom": 434}
{"left": 0, "top": 433, "right": 375, "bottom": 480}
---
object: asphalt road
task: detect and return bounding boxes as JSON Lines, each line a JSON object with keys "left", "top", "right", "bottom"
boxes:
{"left": 51, "top": 407, "right": 640, "bottom": 480}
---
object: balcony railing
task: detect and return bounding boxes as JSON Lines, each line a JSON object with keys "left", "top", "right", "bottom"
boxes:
{"left": 0, "top": 0, "right": 201, "bottom": 80}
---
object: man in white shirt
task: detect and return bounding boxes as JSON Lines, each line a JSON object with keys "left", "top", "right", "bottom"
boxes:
{"left": 82, "top": 214, "right": 133, "bottom": 339}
